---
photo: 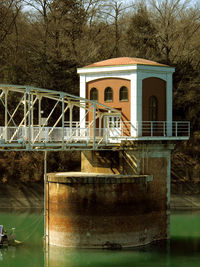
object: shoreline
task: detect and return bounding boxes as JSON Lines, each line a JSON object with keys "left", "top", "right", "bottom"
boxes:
{"left": 171, "top": 194, "right": 200, "bottom": 211}
{"left": 0, "top": 182, "right": 44, "bottom": 209}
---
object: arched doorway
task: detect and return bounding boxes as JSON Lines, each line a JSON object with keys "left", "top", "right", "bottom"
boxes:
{"left": 142, "top": 77, "right": 166, "bottom": 136}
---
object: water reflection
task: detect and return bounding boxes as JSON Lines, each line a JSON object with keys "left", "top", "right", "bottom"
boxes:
{"left": 45, "top": 241, "right": 169, "bottom": 267}
{"left": 1, "top": 210, "right": 200, "bottom": 267}
{"left": 0, "top": 246, "right": 16, "bottom": 262}
{"left": 45, "top": 237, "right": 200, "bottom": 267}
{"left": 171, "top": 238, "right": 200, "bottom": 254}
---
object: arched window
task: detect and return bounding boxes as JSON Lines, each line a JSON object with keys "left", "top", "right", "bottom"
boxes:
{"left": 119, "top": 86, "right": 128, "bottom": 101}
{"left": 149, "top": 96, "right": 158, "bottom": 121}
{"left": 104, "top": 87, "right": 113, "bottom": 102}
{"left": 90, "top": 87, "right": 98, "bottom": 101}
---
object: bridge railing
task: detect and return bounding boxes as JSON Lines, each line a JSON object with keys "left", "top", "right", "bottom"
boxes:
{"left": 121, "top": 121, "right": 190, "bottom": 138}
{"left": 0, "top": 121, "right": 190, "bottom": 146}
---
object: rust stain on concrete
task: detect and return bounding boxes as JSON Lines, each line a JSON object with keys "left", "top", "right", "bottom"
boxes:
{"left": 46, "top": 144, "right": 172, "bottom": 248}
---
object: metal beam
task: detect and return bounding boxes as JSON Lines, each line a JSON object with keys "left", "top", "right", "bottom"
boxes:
{"left": 7, "top": 94, "right": 25, "bottom": 126}
{"left": 9, "top": 96, "right": 38, "bottom": 143}
{"left": 4, "top": 89, "right": 8, "bottom": 141}
{"left": 0, "top": 83, "right": 120, "bottom": 113}
{"left": 33, "top": 99, "right": 60, "bottom": 144}
{"left": 0, "top": 98, "right": 17, "bottom": 127}
{"left": 93, "top": 103, "right": 96, "bottom": 150}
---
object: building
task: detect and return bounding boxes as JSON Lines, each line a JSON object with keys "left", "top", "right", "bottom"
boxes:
{"left": 77, "top": 57, "right": 178, "bottom": 139}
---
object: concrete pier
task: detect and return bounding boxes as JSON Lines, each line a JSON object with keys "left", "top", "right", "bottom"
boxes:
{"left": 46, "top": 172, "right": 156, "bottom": 248}
{"left": 46, "top": 142, "right": 173, "bottom": 249}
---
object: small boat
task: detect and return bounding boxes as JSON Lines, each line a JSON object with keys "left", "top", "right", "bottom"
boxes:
{"left": 0, "top": 225, "right": 21, "bottom": 248}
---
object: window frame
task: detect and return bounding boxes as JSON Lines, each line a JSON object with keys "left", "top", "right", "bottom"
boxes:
{"left": 90, "top": 87, "right": 98, "bottom": 101}
{"left": 119, "top": 86, "right": 128, "bottom": 101}
{"left": 104, "top": 87, "right": 113, "bottom": 102}
{"left": 149, "top": 95, "right": 158, "bottom": 121}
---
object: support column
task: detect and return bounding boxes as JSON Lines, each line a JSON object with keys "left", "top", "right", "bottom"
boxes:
{"left": 130, "top": 73, "right": 138, "bottom": 137}
{"left": 81, "top": 151, "right": 120, "bottom": 174}
{"left": 38, "top": 96, "right": 42, "bottom": 142}
{"left": 137, "top": 73, "right": 143, "bottom": 136}
{"left": 93, "top": 103, "right": 96, "bottom": 149}
{"left": 166, "top": 73, "right": 173, "bottom": 136}
{"left": 119, "top": 143, "right": 174, "bottom": 240}
{"left": 79, "top": 74, "right": 86, "bottom": 129}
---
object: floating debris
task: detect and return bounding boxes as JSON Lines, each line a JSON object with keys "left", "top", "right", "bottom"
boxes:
{"left": 0, "top": 225, "right": 22, "bottom": 248}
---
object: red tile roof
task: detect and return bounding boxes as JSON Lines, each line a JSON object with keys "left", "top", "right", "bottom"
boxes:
{"left": 84, "top": 57, "right": 168, "bottom": 68}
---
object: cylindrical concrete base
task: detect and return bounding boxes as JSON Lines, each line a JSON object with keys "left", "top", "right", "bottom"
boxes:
{"left": 46, "top": 172, "right": 167, "bottom": 249}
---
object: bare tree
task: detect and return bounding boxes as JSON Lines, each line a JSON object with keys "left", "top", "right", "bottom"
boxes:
{"left": 0, "top": 0, "right": 22, "bottom": 44}
{"left": 100, "top": 0, "right": 135, "bottom": 57}
{"left": 23, "top": 0, "right": 53, "bottom": 57}
{"left": 149, "top": 0, "right": 200, "bottom": 64}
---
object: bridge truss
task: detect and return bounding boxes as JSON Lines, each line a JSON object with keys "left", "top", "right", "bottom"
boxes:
{"left": 0, "top": 84, "right": 121, "bottom": 151}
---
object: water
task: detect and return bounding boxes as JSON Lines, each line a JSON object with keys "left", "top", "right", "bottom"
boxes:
{"left": 0, "top": 209, "right": 200, "bottom": 267}
{"left": 0, "top": 209, "right": 44, "bottom": 267}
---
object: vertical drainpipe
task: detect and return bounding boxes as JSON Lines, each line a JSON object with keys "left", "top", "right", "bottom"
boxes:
{"left": 44, "top": 151, "right": 48, "bottom": 252}
{"left": 93, "top": 102, "right": 96, "bottom": 150}
{"left": 61, "top": 94, "right": 65, "bottom": 149}
{"left": 38, "top": 95, "right": 42, "bottom": 142}
{"left": 166, "top": 151, "right": 171, "bottom": 239}
{"left": 137, "top": 72, "right": 143, "bottom": 137}
{"left": 4, "top": 89, "right": 8, "bottom": 142}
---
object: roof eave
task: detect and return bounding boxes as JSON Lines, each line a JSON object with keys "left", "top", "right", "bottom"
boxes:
{"left": 77, "top": 64, "right": 175, "bottom": 74}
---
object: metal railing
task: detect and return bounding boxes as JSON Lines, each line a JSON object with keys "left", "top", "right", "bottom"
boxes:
{"left": 0, "top": 121, "right": 190, "bottom": 146}
{"left": 120, "top": 121, "right": 190, "bottom": 138}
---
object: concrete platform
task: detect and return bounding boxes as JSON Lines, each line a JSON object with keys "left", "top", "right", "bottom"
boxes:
{"left": 47, "top": 172, "right": 153, "bottom": 184}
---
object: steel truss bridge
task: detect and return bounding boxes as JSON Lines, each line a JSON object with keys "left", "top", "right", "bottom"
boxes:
{"left": 0, "top": 84, "right": 190, "bottom": 151}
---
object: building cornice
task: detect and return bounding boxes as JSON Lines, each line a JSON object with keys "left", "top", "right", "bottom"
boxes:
{"left": 77, "top": 64, "right": 175, "bottom": 75}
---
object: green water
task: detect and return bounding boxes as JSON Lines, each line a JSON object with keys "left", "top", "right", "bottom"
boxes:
{"left": 0, "top": 209, "right": 44, "bottom": 266}
{"left": 1, "top": 210, "right": 200, "bottom": 267}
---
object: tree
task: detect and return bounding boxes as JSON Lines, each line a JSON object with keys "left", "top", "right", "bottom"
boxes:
{"left": 149, "top": 0, "right": 200, "bottom": 64}
{"left": 0, "top": 0, "right": 23, "bottom": 82}
{"left": 0, "top": 0, "right": 22, "bottom": 44}
{"left": 100, "top": 0, "right": 134, "bottom": 57}
{"left": 127, "top": 3, "right": 158, "bottom": 59}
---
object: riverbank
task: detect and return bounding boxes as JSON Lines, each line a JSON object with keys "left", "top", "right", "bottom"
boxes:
{"left": 171, "top": 194, "right": 200, "bottom": 210}
{"left": 0, "top": 182, "right": 200, "bottom": 210}
{"left": 0, "top": 182, "right": 43, "bottom": 209}
{"left": 171, "top": 180, "right": 200, "bottom": 210}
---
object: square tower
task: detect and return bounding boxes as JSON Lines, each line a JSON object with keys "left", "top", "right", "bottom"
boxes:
{"left": 77, "top": 57, "right": 189, "bottom": 140}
